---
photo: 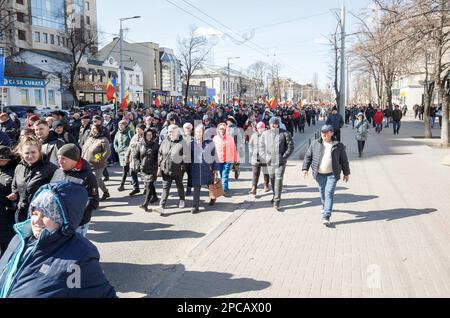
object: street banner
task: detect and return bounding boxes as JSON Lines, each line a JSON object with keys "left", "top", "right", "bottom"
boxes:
{"left": 0, "top": 55, "right": 4, "bottom": 85}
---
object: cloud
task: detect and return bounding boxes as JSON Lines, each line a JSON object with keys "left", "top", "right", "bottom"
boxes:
{"left": 193, "top": 27, "right": 224, "bottom": 38}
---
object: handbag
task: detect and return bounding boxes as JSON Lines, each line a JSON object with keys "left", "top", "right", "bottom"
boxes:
{"left": 209, "top": 176, "right": 224, "bottom": 200}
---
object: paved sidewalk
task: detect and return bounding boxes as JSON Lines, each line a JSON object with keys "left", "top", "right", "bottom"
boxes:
{"left": 154, "top": 118, "right": 450, "bottom": 298}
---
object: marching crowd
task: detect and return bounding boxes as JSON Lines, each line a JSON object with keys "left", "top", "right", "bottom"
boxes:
{"left": 0, "top": 99, "right": 419, "bottom": 297}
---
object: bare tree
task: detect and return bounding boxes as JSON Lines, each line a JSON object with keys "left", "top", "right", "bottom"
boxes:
{"left": 0, "top": 0, "right": 16, "bottom": 56}
{"left": 269, "top": 62, "right": 282, "bottom": 101}
{"left": 246, "top": 61, "right": 269, "bottom": 99}
{"left": 327, "top": 23, "right": 341, "bottom": 107}
{"left": 178, "top": 26, "right": 214, "bottom": 105}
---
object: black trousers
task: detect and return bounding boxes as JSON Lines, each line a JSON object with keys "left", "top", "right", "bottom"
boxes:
{"left": 143, "top": 181, "right": 157, "bottom": 205}
{"left": 252, "top": 164, "right": 270, "bottom": 188}
{"left": 183, "top": 165, "right": 193, "bottom": 189}
{"left": 335, "top": 129, "right": 342, "bottom": 142}
{"left": 160, "top": 174, "right": 185, "bottom": 207}
{"left": 357, "top": 140, "right": 366, "bottom": 156}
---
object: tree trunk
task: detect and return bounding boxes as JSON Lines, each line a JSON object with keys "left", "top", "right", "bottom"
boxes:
{"left": 184, "top": 77, "right": 190, "bottom": 105}
{"left": 442, "top": 94, "right": 450, "bottom": 146}
{"left": 424, "top": 87, "right": 433, "bottom": 138}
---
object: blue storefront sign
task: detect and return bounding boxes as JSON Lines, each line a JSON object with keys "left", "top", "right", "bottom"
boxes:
{"left": 207, "top": 88, "right": 216, "bottom": 98}
{"left": 0, "top": 55, "right": 4, "bottom": 86}
{"left": 3, "top": 77, "right": 46, "bottom": 88}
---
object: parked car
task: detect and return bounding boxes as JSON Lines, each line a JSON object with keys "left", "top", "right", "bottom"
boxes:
{"left": 2, "top": 106, "right": 37, "bottom": 119}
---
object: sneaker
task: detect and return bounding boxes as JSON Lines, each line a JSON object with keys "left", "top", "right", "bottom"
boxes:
{"left": 179, "top": 200, "right": 185, "bottom": 209}
{"left": 101, "top": 192, "right": 110, "bottom": 201}
{"left": 103, "top": 176, "right": 109, "bottom": 182}
{"left": 129, "top": 189, "right": 140, "bottom": 196}
{"left": 139, "top": 204, "right": 149, "bottom": 212}
{"left": 191, "top": 207, "right": 200, "bottom": 214}
{"left": 274, "top": 204, "right": 281, "bottom": 212}
{"left": 117, "top": 186, "right": 125, "bottom": 192}
{"left": 322, "top": 218, "right": 331, "bottom": 227}
{"left": 153, "top": 206, "right": 165, "bottom": 215}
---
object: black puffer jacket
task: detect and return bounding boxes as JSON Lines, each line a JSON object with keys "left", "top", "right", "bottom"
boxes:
{"left": 11, "top": 158, "right": 58, "bottom": 223}
{"left": 0, "top": 160, "right": 18, "bottom": 244}
{"left": 50, "top": 159, "right": 99, "bottom": 226}
{"left": 158, "top": 135, "right": 187, "bottom": 177}
{"left": 302, "top": 139, "right": 351, "bottom": 181}
{"left": 259, "top": 128, "right": 294, "bottom": 167}
{"left": 136, "top": 138, "right": 160, "bottom": 181}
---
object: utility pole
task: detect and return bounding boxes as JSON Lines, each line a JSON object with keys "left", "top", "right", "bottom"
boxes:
{"left": 227, "top": 57, "right": 239, "bottom": 105}
{"left": 339, "top": 1, "right": 346, "bottom": 120}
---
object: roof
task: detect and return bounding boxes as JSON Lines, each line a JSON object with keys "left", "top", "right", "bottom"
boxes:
{"left": 12, "top": 49, "right": 72, "bottom": 63}
{"left": 4, "top": 62, "right": 46, "bottom": 79}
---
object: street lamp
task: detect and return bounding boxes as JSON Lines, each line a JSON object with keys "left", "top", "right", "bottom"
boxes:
{"left": 227, "top": 57, "right": 240, "bottom": 105}
{"left": 119, "top": 16, "right": 141, "bottom": 115}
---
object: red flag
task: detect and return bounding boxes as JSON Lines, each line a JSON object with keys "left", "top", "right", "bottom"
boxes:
{"left": 155, "top": 96, "right": 161, "bottom": 108}
{"left": 121, "top": 90, "right": 129, "bottom": 110}
{"left": 106, "top": 79, "right": 116, "bottom": 101}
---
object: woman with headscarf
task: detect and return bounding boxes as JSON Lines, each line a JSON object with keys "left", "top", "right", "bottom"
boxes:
{"left": 213, "top": 123, "right": 237, "bottom": 198}
{"left": 354, "top": 112, "right": 370, "bottom": 158}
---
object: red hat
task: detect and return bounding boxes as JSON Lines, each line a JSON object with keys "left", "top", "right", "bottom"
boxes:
{"left": 29, "top": 115, "right": 40, "bottom": 122}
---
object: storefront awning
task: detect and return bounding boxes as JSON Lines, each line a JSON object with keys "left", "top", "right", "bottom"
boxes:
{"left": 78, "top": 67, "right": 88, "bottom": 75}
{"left": 97, "top": 69, "right": 106, "bottom": 76}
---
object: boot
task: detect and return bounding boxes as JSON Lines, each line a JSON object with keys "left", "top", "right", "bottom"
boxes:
{"left": 209, "top": 199, "right": 216, "bottom": 206}
{"left": 117, "top": 185, "right": 125, "bottom": 192}
{"left": 101, "top": 191, "right": 110, "bottom": 201}
{"left": 139, "top": 204, "right": 149, "bottom": 212}
{"left": 249, "top": 186, "right": 257, "bottom": 196}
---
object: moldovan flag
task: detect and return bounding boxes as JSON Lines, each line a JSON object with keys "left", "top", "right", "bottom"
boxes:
{"left": 121, "top": 90, "right": 129, "bottom": 110}
{"left": 155, "top": 96, "right": 161, "bottom": 108}
{"left": 106, "top": 79, "right": 117, "bottom": 101}
{"left": 298, "top": 99, "right": 303, "bottom": 109}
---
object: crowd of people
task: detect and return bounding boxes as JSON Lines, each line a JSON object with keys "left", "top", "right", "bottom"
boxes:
{"left": 1, "top": 100, "right": 404, "bottom": 297}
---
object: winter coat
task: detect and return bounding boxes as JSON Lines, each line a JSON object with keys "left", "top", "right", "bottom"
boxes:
{"left": 158, "top": 135, "right": 187, "bottom": 177}
{"left": 213, "top": 132, "right": 237, "bottom": 164}
{"left": 0, "top": 131, "right": 12, "bottom": 147}
{"left": 50, "top": 159, "right": 99, "bottom": 226}
{"left": 103, "top": 119, "right": 118, "bottom": 142}
{"left": 70, "top": 119, "right": 82, "bottom": 143}
{"left": 248, "top": 132, "right": 266, "bottom": 166}
{"left": 302, "top": 139, "right": 351, "bottom": 181}
{"left": 0, "top": 119, "right": 17, "bottom": 141}
{"left": 0, "top": 161, "right": 17, "bottom": 244}
{"left": 135, "top": 138, "right": 159, "bottom": 182}
{"left": 0, "top": 182, "right": 117, "bottom": 298}
{"left": 190, "top": 139, "right": 219, "bottom": 187}
{"left": 113, "top": 127, "right": 134, "bottom": 167}
{"left": 259, "top": 128, "right": 294, "bottom": 167}
{"left": 282, "top": 117, "right": 294, "bottom": 135}
{"left": 355, "top": 119, "right": 370, "bottom": 141}
{"left": 125, "top": 133, "right": 143, "bottom": 172}
{"left": 226, "top": 124, "right": 245, "bottom": 163}
{"left": 78, "top": 124, "right": 91, "bottom": 149}
{"left": 374, "top": 112, "right": 384, "bottom": 125}
{"left": 82, "top": 132, "right": 110, "bottom": 170}
{"left": 326, "top": 114, "right": 345, "bottom": 131}
{"left": 392, "top": 109, "right": 403, "bottom": 122}
{"left": 11, "top": 158, "right": 58, "bottom": 223}
{"left": 55, "top": 131, "right": 78, "bottom": 146}
{"left": 41, "top": 132, "right": 65, "bottom": 166}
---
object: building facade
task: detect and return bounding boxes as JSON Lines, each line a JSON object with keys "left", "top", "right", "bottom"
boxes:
{"left": 96, "top": 39, "right": 161, "bottom": 106}
{"left": 0, "top": 0, "right": 98, "bottom": 57}
{"left": 159, "top": 47, "right": 182, "bottom": 104}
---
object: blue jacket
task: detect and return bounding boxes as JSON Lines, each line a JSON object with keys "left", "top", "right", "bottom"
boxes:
{"left": 326, "top": 114, "right": 345, "bottom": 131}
{"left": 0, "top": 183, "right": 116, "bottom": 298}
{"left": 0, "top": 131, "right": 12, "bottom": 147}
{"left": 190, "top": 139, "right": 219, "bottom": 187}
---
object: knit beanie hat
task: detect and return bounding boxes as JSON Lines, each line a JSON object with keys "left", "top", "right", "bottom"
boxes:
{"left": 57, "top": 144, "right": 81, "bottom": 162}
{"left": 269, "top": 117, "right": 280, "bottom": 126}
{"left": 30, "top": 190, "right": 64, "bottom": 227}
{"left": 136, "top": 123, "right": 146, "bottom": 130}
{"left": 257, "top": 122, "right": 266, "bottom": 129}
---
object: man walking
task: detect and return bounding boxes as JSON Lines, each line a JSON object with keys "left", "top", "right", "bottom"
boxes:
{"left": 326, "top": 107, "right": 345, "bottom": 142}
{"left": 302, "top": 125, "right": 350, "bottom": 227}
{"left": 392, "top": 105, "right": 403, "bottom": 135}
{"left": 259, "top": 117, "right": 294, "bottom": 211}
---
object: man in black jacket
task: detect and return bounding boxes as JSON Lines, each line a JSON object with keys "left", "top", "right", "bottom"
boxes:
{"left": 302, "top": 125, "right": 350, "bottom": 227}
{"left": 259, "top": 117, "right": 294, "bottom": 211}
{"left": 51, "top": 144, "right": 99, "bottom": 237}
{"left": 34, "top": 120, "right": 65, "bottom": 165}
{"left": 392, "top": 105, "right": 403, "bottom": 135}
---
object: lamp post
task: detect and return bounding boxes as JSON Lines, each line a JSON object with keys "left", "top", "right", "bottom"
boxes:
{"left": 227, "top": 57, "right": 240, "bottom": 105}
{"left": 119, "top": 16, "right": 141, "bottom": 116}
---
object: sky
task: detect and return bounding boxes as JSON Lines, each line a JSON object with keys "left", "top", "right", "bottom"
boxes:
{"left": 97, "top": 0, "right": 372, "bottom": 89}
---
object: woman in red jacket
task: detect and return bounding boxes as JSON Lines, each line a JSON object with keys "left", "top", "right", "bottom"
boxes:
{"left": 374, "top": 109, "right": 385, "bottom": 134}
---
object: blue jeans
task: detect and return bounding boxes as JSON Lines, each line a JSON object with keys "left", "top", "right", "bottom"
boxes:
{"left": 218, "top": 163, "right": 233, "bottom": 192}
{"left": 315, "top": 173, "right": 338, "bottom": 220}
{"left": 393, "top": 121, "right": 401, "bottom": 134}
{"left": 430, "top": 117, "right": 435, "bottom": 128}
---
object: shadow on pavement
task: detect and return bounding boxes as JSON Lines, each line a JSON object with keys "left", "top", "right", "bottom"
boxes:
{"left": 94, "top": 210, "right": 134, "bottom": 218}
{"left": 333, "top": 208, "right": 437, "bottom": 226}
{"left": 88, "top": 221, "right": 205, "bottom": 243}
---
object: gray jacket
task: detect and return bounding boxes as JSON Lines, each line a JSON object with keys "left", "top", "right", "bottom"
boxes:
{"left": 259, "top": 128, "right": 294, "bottom": 167}
{"left": 248, "top": 132, "right": 266, "bottom": 166}
{"left": 302, "top": 139, "right": 350, "bottom": 181}
{"left": 355, "top": 119, "right": 370, "bottom": 141}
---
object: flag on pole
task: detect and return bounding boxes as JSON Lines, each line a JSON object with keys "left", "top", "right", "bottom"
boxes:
{"left": 121, "top": 90, "right": 129, "bottom": 110}
{"left": 106, "top": 79, "right": 117, "bottom": 101}
{"left": 155, "top": 95, "right": 161, "bottom": 108}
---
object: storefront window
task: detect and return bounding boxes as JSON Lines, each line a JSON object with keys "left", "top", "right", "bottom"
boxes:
{"left": 20, "top": 89, "right": 29, "bottom": 105}
{"left": 48, "top": 90, "right": 56, "bottom": 105}
{"left": 34, "top": 90, "right": 43, "bottom": 106}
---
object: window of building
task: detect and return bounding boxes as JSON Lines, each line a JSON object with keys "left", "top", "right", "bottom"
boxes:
{"left": 86, "top": 16, "right": 90, "bottom": 25}
{"left": 20, "top": 89, "right": 29, "bottom": 105}
{"left": 136, "top": 75, "right": 140, "bottom": 85}
{"left": 34, "top": 31, "right": 40, "bottom": 42}
{"left": 86, "top": 1, "right": 90, "bottom": 10}
{"left": 57, "top": 35, "right": 61, "bottom": 45}
{"left": 16, "top": 0, "right": 25, "bottom": 5}
{"left": 31, "top": 0, "right": 66, "bottom": 32}
{"left": 34, "top": 90, "right": 43, "bottom": 106}
{"left": 50, "top": 34, "right": 55, "bottom": 44}
{"left": 17, "top": 12, "right": 25, "bottom": 23}
{"left": 48, "top": 90, "right": 56, "bottom": 105}
{"left": 42, "top": 33, "right": 48, "bottom": 43}
{"left": 18, "top": 30, "right": 26, "bottom": 41}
